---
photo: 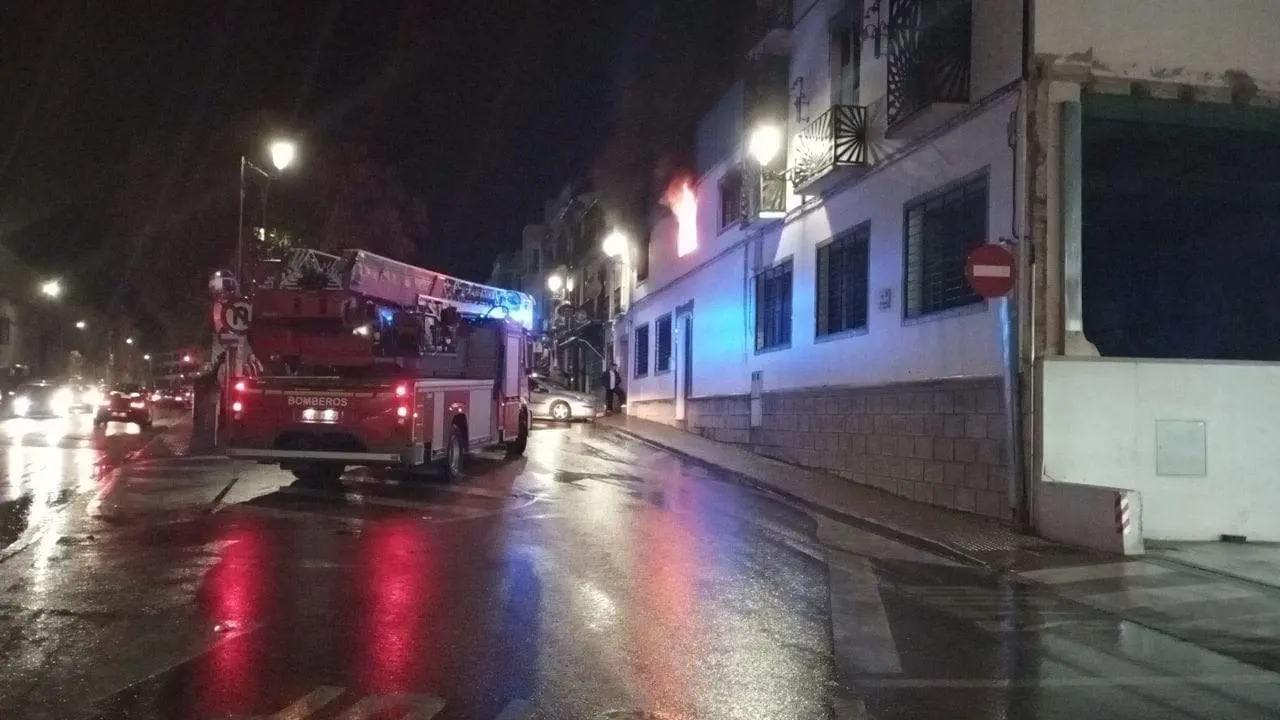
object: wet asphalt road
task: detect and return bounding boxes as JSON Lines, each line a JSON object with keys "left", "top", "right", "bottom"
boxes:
{"left": 1, "top": 419, "right": 1279, "bottom": 719}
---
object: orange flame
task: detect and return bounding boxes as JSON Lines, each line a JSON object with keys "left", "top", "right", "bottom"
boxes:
{"left": 664, "top": 177, "right": 698, "bottom": 257}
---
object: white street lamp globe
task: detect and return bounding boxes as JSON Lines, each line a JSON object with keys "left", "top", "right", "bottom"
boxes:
{"left": 40, "top": 279, "right": 62, "bottom": 299}
{"left": 125, "top": 337, "right": 134, "bottom": 346}
{"left": 269, "top": 139, "right": 297, "bottom": 172}
{"left": 602, "top": 230, "right": 628, "bottom": 258}
{"left": 547, "top": 274, "right": 563, "bottom": 292}
{"left": 75, "top": 320, "right": 87, "bottom": 330}
{"left": 748, "top": 124, "right": 783, "bottom": 165}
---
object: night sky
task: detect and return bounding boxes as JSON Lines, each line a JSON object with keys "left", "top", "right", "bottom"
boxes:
{"left": 0, "top": 0, "right": 747, "bottom": 343}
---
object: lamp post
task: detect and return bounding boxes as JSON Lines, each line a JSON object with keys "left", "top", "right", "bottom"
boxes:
{"left": 236, "top": 138, "right": 297, "bottom": 287}
{"left": 36, "top": 279, "right": 62, "bottom": 376}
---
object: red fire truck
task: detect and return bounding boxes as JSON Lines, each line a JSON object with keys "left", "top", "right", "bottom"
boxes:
{"left": 225, "top": 249, "right": 535, "bottom": 484}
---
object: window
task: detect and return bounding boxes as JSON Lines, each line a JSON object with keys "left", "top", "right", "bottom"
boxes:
{"left": 754, "top": 260, "right": 793, "bottom": 351}
{"left": 0, "top": 315, "right": 9, "bottom": 345}
{"left": 830, "top": 8, "right": 862, "bottom": 106}
{"left": 817, "top": 224, "right": 870, "bottom": 336}
{"left": 719, "top": 169, "right": 743, "bottom": 230}
{"left": 634, "top": 323, "right": 650, "bottom": 378}
{"left": 904, "top": 173, "right": 988, "bottom": 318}
{"left": 655, "top": 314, "right": 673, "bottom": 373}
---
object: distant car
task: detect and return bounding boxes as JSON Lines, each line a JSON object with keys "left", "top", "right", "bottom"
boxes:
{"left": 94, "top": 383, "right": 154, "bottom": 428}
{"left": 70, "top": 382, "right": 104, "bottom": 414}
{"left": 10, "top": 381, "right": 75, "bottom": 418}
{"left": 528, "top": 377, "right": 602, "bottom": 422}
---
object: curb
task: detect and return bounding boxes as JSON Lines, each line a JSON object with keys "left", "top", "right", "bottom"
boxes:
{"left": 606, "top": 423, "right": 992, "bottom": 570}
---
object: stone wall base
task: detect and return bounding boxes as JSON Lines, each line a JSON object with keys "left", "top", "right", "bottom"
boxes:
{"left": 629, "top": 377, "right": 1009, "bottom": 519}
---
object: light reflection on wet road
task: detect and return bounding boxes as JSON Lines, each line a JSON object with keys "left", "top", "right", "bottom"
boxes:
{"left": 0, "top": 421, "right": 1277, "bottom": 719}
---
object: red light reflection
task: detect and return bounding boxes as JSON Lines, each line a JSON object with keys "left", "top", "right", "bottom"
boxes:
{"left": 353, "top": 517, "right": 439, "bottom": 695}
{"left": 631, "top": 503, "right": 700, "bottom": 716}
{"left": 195, "top": 519, "right": 269, "bottom": 717}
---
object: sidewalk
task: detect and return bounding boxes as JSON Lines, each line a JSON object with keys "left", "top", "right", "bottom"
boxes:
{"left": 600, "top": 413, "right": 1069, "bottom": 570}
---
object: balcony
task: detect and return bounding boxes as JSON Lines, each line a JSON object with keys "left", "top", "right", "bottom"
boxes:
{"left": 746, "top": 0, "right": 792, "bottom": 55}
{"left": 789, "top": 105, "right": 870, "bottom": 197}
{"left": 886, "top": 0, "right": 972, "bottom": 139}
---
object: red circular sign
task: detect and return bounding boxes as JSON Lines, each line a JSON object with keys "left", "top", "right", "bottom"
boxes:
{"left": 964, "top": 243, "right": 1016, "bottom": 299}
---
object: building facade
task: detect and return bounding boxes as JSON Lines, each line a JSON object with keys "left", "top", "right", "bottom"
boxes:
{"left": 620, "top": 0, "right": 1280, "bottom": 534}
{"left": 624, "top": 0, "right": 1023, "bottom": 520}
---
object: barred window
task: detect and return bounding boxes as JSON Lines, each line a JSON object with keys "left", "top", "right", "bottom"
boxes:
{"left": 904, "top": 173, "right": 987, "bottom": 318}
{"left": 754, "top": 260, "right": 793, "bottom": 351}
{"left": 634, "top": 323, "right": 650, "bottom": 378}
{"left": 817, "top": 224, "right": 870, "bottom": 336}
{"left": 654, "top": 314, "right": 673, "bottom": 373}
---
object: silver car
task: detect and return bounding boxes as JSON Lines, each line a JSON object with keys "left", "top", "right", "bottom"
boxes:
{"left": 529, "top": 377, "right": 602, "bottom": 422}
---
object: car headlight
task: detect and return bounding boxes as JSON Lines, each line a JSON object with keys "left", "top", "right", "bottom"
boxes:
{"left": 12, "top": 396, "right": 31, "bottom": 416}
{"left": 83, "top": 388, "right": 104, "bottom": 407}
{"left": 51, "top": 388, "right": 73, "bottom": 411}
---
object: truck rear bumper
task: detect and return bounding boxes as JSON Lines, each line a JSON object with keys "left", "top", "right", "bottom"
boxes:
{"left": 227, "top": 445, "right": 426, "bottom": 466}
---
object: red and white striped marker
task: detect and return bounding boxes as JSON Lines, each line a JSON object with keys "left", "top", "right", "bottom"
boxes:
{"left": 1115, "top": 495, "right": 1131, "bottom": 535}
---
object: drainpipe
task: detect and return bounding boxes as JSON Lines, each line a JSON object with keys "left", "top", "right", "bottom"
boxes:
{"left": 1004, "top": 0, "right": 1035, "bottom": 532}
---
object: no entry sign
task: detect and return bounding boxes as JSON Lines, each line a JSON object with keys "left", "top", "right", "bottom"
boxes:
{"left": 964, "top": 243, "right": 1015, "bottom": 299}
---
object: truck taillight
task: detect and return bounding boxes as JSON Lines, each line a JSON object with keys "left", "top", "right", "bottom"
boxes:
{"left": 234, "top": 381, "right": 246, "bottom": 392}
{"left": 396, "top": 406, "right": 409, "bottom": 419}
{"left": 232, "top": 401, "right": 243, "bottom": 413}
{"left": 395, "top": 384, "right": 408, "bottom": 398}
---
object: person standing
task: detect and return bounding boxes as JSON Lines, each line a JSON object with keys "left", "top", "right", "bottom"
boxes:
{"left": 603, "top": 362, "right": 623, "bottom": 413}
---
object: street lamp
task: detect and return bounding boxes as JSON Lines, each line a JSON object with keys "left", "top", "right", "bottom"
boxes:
{"left": 125, "top": 337, "right": 134, "bottom": 346}
{"left": 269, "top": 140, "right": 296, "bottom": 172}
{"left": 237, "top": 137, "right": 297, "bottom": 285}
{"left": 75, "top": 320, "right": 86, "bottom": 330}
{"left": 748, "top": 124, "right": 783, "bottom": 165}
{"left": 143, "top": 354, "right": 151, "bottom": 361}
{"left": 547, "top": 274, "right": 563, "bottom": 293}
{"left": 602, "top": 230, "right": 629, "bottom": 258}
{"left": 40, "top": 279, "right": 62, "bottom": 299}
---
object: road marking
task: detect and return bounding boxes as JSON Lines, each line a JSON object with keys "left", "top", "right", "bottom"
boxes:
{"left": 333, "top": 692, "right": 446, "bottom": 719}
{"left": 852, "top": 675, "right": 1280, "bottom": 688}
{"left": 494, "top": 698, "right": 534, "bottom": 720}
{"left": 1089, "top": 582, "right": 1259, "bottom": 610}
{"left": 829, "top": 554, "right": 902, "bottom": 675}
{"left": 344, "top": 476, "right": 513, "bottom": 500}
{"left": 206, "top": 475, "right": 240, "bottom": 513}
{"left": 270, "top": 686, "right": 345, "bottom": 719}
{"left": 1020, "top": 562, "right": 1173, "bottom": 585}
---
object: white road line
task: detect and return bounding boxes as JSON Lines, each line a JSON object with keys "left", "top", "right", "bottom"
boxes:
{"left": 1020, "top": 562, "right": 1174, "bottom": 585}
{"left": 853, "top": 675, "right": 1280, "bottom": 688}
{"left": 272, "top": 686, "right": 345, "bottom": 719}
{"left": 494, "top": 698, "right": 535, "bottom": 720}
{"left": 333, "top": 692, "right": 446, "bottom": 719}
{"left": 1088, "top": 582, "right": 1259, "bottom": 610}
{"left": 829, "top": 554, "right": 902, "bottom": 675}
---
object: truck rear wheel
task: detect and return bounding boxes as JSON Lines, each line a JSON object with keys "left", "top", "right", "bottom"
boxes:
{"left": 441, "top": 423, "right": 467, "bottom": 482}
{"left": 292, "top": 463, "right": 344, "bottom": 488}
{"left": 505, "top": 409, "right": 529, "bottom": 457}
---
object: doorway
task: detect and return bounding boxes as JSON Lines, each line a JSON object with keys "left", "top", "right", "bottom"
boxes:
{"left": 673, "top": 310, "right": 692, "bottom": 421}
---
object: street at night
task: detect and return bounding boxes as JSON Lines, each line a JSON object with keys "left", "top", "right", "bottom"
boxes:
{"left": 1, "top": 419, "right": 1278, "bottom": 719}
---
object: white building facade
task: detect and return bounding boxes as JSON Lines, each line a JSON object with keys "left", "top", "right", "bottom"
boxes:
{"left": 625, "top": 0, "right": 1024, "bottom": 520}
{"left": 621, "top": 0, "right": 1280, "bottom": 531}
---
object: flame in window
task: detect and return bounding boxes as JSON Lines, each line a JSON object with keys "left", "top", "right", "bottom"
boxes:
{"left": 665, "top": 177, "right": 698, "bottom": 257}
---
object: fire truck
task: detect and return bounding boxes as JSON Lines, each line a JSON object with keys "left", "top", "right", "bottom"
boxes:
{"left": 224, "top": 248, "right": 535, "bottom": 484}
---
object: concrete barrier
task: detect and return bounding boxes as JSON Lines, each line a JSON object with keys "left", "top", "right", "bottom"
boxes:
{"left": 1036, "top": 481, "right": 1144, "bottom": 555}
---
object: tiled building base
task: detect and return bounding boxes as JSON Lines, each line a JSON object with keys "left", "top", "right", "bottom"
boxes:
{"left": 626, "top": 376, "right": 1009, "bottom": 519}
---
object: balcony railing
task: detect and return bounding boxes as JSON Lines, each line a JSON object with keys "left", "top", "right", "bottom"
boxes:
{"left": 789, "top": 105, "right": 869, "bottom": 195}
{"left": 886, "top": 0, "right": 972, "bottom": 129}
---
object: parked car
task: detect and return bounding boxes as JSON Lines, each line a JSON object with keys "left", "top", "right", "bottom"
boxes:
{"left": 528, "top": 376, "right": 602, "bottom": 422}
{"left": 94, "top": 383, "right": 154, "bottom": 428}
